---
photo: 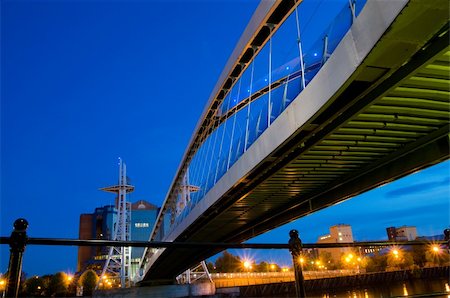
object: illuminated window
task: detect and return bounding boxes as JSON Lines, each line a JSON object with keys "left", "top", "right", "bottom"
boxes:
{"left": 135, "top": 223, "right": 149, "bottom": 228}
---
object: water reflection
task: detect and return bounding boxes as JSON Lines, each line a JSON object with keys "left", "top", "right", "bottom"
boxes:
{"left": 311, "top": 279, "right": 449, "bottom": 298}
{"left": 402, "top": 283, "right": 408, "bottom": 296}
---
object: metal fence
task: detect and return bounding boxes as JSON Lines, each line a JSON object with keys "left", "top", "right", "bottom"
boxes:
{"left": 1, "top": 218, "right": 448, "bottom": 298}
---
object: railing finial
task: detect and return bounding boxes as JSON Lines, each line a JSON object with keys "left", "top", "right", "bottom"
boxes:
{"left": 6, "top": 218, "right": 29, "bottom": 298}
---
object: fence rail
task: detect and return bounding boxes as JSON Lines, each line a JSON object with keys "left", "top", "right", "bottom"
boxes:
{"left": 0, "top": 236, "right": 445, "bottom": 249}
{"left": 1, "top": 218, "right": 449, "bottom": 298}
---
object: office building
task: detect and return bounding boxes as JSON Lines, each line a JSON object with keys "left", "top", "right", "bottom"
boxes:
{"left": 130, "top": 200, "right": 159, "bottom": 273}
{"left": 77, "top": 200, "right": 159, "bottom": 272}
{"left": 317, "top": 224, "right": 354, "bottom": 262}
{"left": 386, "top": 225, "right": 417, "bottom": 241}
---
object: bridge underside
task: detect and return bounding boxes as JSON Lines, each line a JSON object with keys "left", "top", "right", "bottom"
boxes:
{"left": 141, "top": 1, "right": 449, "bottom": 283}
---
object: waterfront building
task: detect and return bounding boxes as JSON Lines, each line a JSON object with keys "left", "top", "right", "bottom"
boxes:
{"left": 77, "top": 205, "right": 116, "bottom": 271}
{"left": 386, "top": 226, "right": 418, "bottom": 241}
{"left": 77, "top": 200, "right": 159, "bottom": 272}
{"left": 317, "top": 224, "right": 354, "bottom": 262}
{"left": 130, "top": 200, "right": 159, "bottom": 274}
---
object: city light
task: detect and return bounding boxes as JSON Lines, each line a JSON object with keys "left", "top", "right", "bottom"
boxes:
{"left": 242, "top": 259, "right": 253, "bottom": 271}
{"left": 431, "top": 244, "right": 441, "bottom": 253}
{"left": 392, "top": 248, "right": 400, "bottom": 259}
{"left": 344, "top": 252, "right": 354, "bottom": 263}
{"left": 270, "top": 264, "right": 276, "bottom": 270}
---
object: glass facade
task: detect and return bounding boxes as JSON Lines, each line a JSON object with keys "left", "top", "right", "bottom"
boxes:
{"left": 130, "top": 201, "right": 159, "bottom": 260}
{"left": 77, "top": 200, "right": 159, "bottom": 272}
{"left": 160, "top": 0, "right": 369, "bottom": 239}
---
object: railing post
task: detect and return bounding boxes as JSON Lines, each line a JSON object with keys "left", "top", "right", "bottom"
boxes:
{"left": 288, "top": 229, "right": 306, "bottom": 298}
{"left": 5, "top": 219, "right": 28, "bottom": 298}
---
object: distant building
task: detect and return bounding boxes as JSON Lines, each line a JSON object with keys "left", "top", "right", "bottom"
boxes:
{"left": 317, "top": 224, "right": 354, "bottom": 262}
{"left": 416, "top": 234, "right": 444, "bottom": 241}
{"left": 77, "top": 205, "right": 116, "bottom": 272}
{"left": 78, "top": 214, "right": 93, "bottom": 272}
{"left": 130, "top": 200, "right": 159, "bottom": 272}
{"left": 386, "top": 226, "right": 417, "bottom": 241}
{"left": 77, "top": 200, "right": 159, "bottom": 272}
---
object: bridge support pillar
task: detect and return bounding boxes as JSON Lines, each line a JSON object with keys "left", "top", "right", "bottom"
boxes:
{"left": 289, "top": 229, "right": 306, "bottom": 298}
{"left": 5, "top": 218, "right": 28, "bottom": 298}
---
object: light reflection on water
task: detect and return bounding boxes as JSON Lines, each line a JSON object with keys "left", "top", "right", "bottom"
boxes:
{"left": 402, "top": 283, "right": 408, "bottom": 296}
{"left": 311, "top": 279, "right": 449, "bottom": 298}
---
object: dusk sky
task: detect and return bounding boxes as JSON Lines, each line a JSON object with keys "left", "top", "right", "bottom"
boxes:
{"left": 1, "top": 0, "right": 449, "bottom": 276}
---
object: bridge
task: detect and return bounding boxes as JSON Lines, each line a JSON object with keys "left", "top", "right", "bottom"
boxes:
{"left": 139, "top": 0, "right": 450, "bottom": 283}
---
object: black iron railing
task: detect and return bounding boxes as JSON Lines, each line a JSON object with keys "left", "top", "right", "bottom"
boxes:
{"left": 1, "top": 218, "right": 449, "bottom": 298}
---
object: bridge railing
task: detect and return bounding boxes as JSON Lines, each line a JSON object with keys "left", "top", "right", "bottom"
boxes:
{"left": 1, "top": 219, "right": 448, "bottom": 298}
{"left": 162, "top": 0, "right": 370, "bottom": 240}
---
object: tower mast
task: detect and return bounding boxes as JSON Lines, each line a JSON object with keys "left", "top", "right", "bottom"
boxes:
{"left": 99, "top": 158, "right": 134, "bottom": 288}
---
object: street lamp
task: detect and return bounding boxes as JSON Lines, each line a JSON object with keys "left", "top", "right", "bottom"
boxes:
{"left": 242, "top": 260, "right": 252, "bottom": 272}
{"left": 431, "top": 244, "right": 441, "bottom": 254}
{"left": 392, "top": 249, "right": 399, "bottom": 259}
{"left": 298, "top": 257, "right": 305, "bottom": 270}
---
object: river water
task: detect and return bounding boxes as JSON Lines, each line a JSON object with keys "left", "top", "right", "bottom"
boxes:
{"left": 310, "top": 278, "right": 449, "bottom": 298}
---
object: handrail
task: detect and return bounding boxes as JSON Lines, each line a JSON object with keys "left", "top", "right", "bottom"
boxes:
{"left": 0, "top": 237, "right": 445, "bottom": 249}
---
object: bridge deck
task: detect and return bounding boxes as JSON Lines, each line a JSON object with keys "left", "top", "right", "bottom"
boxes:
{"left": 141, "top": 0, "right": 449, "bottom": 282}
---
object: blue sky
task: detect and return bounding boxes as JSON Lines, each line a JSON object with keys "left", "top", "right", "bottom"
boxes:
{"left": 1, "top": 0, "right": 448, "bottom": 276}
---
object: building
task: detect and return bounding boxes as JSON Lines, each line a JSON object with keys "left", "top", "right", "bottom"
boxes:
{"left": 77, "top": 200, "right": 159, "bottom": 272}
{"left": 78, "top": 214, "right": 93, "bottom": 272}
{"left": 130, "top": 200, "right": 159, "bottom": 273}
{"left": 77, "top": 205, "right": 116, "bottom": 271}
{"left": 386, "top": 226, "right": 417, "bottom": 241}
{"left": 317, "top": 224, "right": 354, "bottom": 262}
